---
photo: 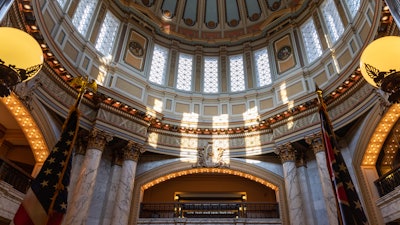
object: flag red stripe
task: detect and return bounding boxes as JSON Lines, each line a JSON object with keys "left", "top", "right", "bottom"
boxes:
{"left": 12, "top": 205, "right": 34, "bottom": 225}
{"left": 13, "top": 189, "right": 48, "bottom": 225}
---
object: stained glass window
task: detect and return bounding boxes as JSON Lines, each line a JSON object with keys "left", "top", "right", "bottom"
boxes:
{"left": 254, "top": 48, "right": 272, "bottom": 87}
{"left": 300, "top": 18, "right": 323, "bottom": 63}
{"left": 176, "top": 53, "right": 193, "bottom": 91}
{"left": 56, "top": 0, "right": 67, "bottom": 8}
{"left": 229, "top": 54, "right": 245, "bottom": 92}
{"left": 344, "top": 0, "right": 361, "bottom": 19}
{"left": 322, "top": 0, "right": 344, "bottom": 44}
{"left": 95, "top": 11, "right": 120, "bottom": 56}
{"left": 72, "top": 0, "right": 98, "bottom": 36}
{"left": 149, "top": 44, "right": 169, "bottom": 85}
{"left": 204, "top": 57, "right": 219, "bottom": 93}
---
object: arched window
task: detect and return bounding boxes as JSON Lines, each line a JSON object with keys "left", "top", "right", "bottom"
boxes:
{"left": 254, "top": 48, "right": 272, "bottom": 87}
{"left": 300, "top": 18, "right": 323, "bottom": 63}
{"left": 149, "top": 44, "right": 169, "bottom": 85}
{"left": 95, "top": 11, "right": 120, "bottom": 57}
{"left": 229, "top": 54, "right": 245, "bottom": 92}
{"left": 72, "top": 0, "right": 98, "bottom": 36}
{"left": 176, "top": 53, "right": 193, "bottom": 91}
{"left": 343, "top": 0, "right": 361, "bottom": 19}
{"left": 321, "top": 0, "right": 344, "bottom": 44}
{"left": 203, "top": 57, "right": 219, "bottom": 93}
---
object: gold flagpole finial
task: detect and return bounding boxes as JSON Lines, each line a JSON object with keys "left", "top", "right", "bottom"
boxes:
{"left": 70, "top": 76, "right": 98, "bottom": 109}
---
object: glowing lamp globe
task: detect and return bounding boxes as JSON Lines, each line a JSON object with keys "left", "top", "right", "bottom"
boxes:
{"left": 360, "top": 36, "right": 400, "bottom": 103}
{"left": 0, "top": 27, "right": 43, "bottom": 97}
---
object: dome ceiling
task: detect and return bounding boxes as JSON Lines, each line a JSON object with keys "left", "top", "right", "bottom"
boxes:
{"left": 124, "top": 0, "right": 308, "bottom": 45}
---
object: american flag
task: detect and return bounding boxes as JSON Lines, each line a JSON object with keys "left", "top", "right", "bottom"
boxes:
{"left": 11, "top": 107, "right": 80, "bottom": 225}
{"left": 317, "top": 88, "right": 369, "bottom": 225}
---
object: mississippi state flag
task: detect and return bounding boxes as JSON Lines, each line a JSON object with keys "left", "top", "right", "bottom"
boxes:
{"left": 317, "top": 88, "right": 369, "bottom": 225}
{"left": 11, "top": 108, "right": 80, "bottom": 225}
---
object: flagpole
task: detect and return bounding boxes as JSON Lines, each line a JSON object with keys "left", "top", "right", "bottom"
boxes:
{"left": 316, "top": 86, "right": 344, "bottom": 225}
{"left": 46, "top": 76, "right": 96, "bottom": 223}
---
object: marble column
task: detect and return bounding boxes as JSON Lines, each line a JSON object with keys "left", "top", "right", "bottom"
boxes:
{"left": 64, "top": 128, "right": 113, "bottom": 225}
{"left": 306, "top": 134, "right": 338, "bottom": 225}
{"left": 276, "top": 143, "right": 306, "bottom": 225}
{"left": 296, "top": 151, "right": 315, "bottom": 225}
{"left": 102, "top": 149, "right": 123, "bottom": 225}
{"left": 68, "top": 133, "right": 87, "bottom": 204}
{"left": 111, "top": 141, "right": 144, "bottom": 225}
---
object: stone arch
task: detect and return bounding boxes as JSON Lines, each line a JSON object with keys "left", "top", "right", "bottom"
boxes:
{"left": 131, "top": 159, "right": 288, "bottom": 224}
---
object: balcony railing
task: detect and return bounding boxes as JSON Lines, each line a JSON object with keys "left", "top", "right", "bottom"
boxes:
{"left": 139, "top": 202, "right": 279, "bottom": 219}
{"left": 0, "top": 157, "right": 32, "bottom": 193}
{"left": 374, "top": 164, "right": 400, "bottom": 197}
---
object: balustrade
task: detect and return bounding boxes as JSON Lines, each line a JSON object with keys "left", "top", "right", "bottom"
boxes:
{"left": 139, "top": 202, "right": 279, "bottom": 219}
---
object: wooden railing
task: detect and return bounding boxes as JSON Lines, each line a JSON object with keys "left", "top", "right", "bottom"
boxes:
{"left": 139, "top": 202, "right": 279, "bottom": 219}
{"left": 374, "top": 164, "right": 400, "bottom": 197}
{"left": 0, "top": 157, "right": 32, "bottom": 193}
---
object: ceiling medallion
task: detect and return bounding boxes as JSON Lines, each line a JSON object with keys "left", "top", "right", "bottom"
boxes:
{"left": 249, "top": 13, "right": 260, "bottom": 22}
{"left": 267, "top": 0, "right": 282, "bottom": 11}
{"left": 141, "top": 0, "right": 153, "bottom": 7}
{"left": 128, "top": 41, "right": 144, "bottom": 57}
{"left": 277, "top": 45, "right": 291, "bottom": 61}
{"left": 207, "top": 21, "right": 217, "bottom": 29}
{"left": 184, "top": 18, "right": 195, "bottom": 26}
{"left": 229, "top": 19, "right": 239, "bottom": 27}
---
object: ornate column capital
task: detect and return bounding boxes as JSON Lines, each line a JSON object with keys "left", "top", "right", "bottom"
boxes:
{"left": 305, "top": 133, "right": 325, "bottom": 154}
{"left": 123, "top": 141, "right": 145, "bottom": 162}
{"left": 87, "top": 128, "right": 113, "bottom": 151}
{"left": 275, "top": 142, "right": 296, "bottom": 163}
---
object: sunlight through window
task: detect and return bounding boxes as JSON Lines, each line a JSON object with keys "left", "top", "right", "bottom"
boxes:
{"left": 72, "top": 0, "right": 97, "bottom": 36}
{"left": 279, "top": 82, "right": 288, "bottom": 104}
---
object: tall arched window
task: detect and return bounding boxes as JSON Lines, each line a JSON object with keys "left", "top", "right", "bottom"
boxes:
{"left": 95, "top": 11, "right": 120, "bottom": 57}
{"left": 176, "top": 53, "right": 193, "bottom": 91}
{"left": 343, "top": 0, "right": 361, "bottom": 19}
{"left": 203, "top": 57, "right": 219, "bottom": 93}
{"left": 149, "top": 44, "right": 169, "bottom": 85}
{"left": 321, "top": 0, "right": 344, "bottom": 45}
{"left": 229, "top": 54, "right": 245, "bottom": 92}
{"left": 254, "top": 48, "right": 272, "bottom": 87}
{"left": 72, "top": 0, "right": 98, "bottom": 36}
{"left": 300, "top": 18, "right": 323, "bottom": 63}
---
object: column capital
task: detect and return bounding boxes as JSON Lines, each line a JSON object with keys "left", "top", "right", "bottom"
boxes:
{"left": 87, "top": 128, "right": 113, "bottom": 151}
{"left": 305, "top": 133, "right": 324, "bottom": 154}
{"left": 123, "top": 141, "right": 145, "bottom": 162}
{"left": 275, "top": 142, "right": 296, "bottom": 163}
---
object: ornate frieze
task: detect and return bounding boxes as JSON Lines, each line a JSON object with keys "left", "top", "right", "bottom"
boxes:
{"left": 97, "top": 107, "right": 149, "bottom": 137}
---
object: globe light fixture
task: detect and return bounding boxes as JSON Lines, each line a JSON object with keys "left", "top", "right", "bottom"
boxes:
{"left": 0, "top": 27, "right": 43, "bottom": 97}
{"left": 360, "top": 36, "right": 400, "bottom": 103}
